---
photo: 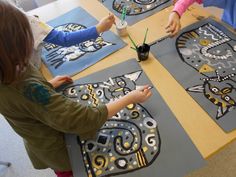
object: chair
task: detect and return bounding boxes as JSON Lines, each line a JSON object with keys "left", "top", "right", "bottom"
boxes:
{"left": 0, "top": 161, "right": 11, "bottom": 175}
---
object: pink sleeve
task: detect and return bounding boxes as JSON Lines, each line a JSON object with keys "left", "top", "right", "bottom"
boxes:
{"left": 173, "top": 0, "right": 203, "bottom": 17}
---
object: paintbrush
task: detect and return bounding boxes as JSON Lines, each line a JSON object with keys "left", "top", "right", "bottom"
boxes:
{"left": 121, "top": 6, "right": 127, "bottom": 25}
{"left": 128, "top": 34, "right": 138, "bottom": 50}
{"left": 130, "top": 46, "right": 137, "bottom": 51}
{"left": 143, "top": 28, "right": 149, "bottom": 45}
{"left": 149, "top": 35, "right": 170, "bottom": 47}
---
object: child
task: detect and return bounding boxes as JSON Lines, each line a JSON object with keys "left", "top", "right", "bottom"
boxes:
{"left": 29, "top": 12, "right": 115, "bottom": 69}
{"left": 166, "top": 0, "right": 236, "bottom": 36}
{"left": 0, "top": 1, "right": 152, "bottom": 177}
{"left": 9, "top": 0, "right": 115, "bottom": 89}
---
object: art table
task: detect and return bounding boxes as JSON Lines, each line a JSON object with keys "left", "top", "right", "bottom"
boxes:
{"left": 28, "top": 0, "right": 236, "bottom": 171}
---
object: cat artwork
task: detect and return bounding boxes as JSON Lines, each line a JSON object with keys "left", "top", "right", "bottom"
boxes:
{"left": 43, "top": 23, "right": 114, "bottom": 69}
{"left": 99, "top": 0, "right": 170, "bottom": 16}
{"left": 62, "top": 70, "right": 161, "bottom": 177}
{"left": 186, "top": 70, "right": 236, "bottom": 119}
{"left": 176, "top": 22, "right": 236, "bottom": 119}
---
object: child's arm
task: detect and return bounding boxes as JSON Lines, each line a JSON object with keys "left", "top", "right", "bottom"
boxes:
{"left": 173, "top": 0, "right": 202, "bottom": 17}
{"left": 166, "top": 0, "right": 202, "bottom": 36}
{"left": 49, "top": 76, "right": 151, "bottom": 119}
{"left": 23, "top": 78, "right": 151, "bottom": 139}
{"left": 106, "top": 85, "right": 152, "bottom": 118}
{"left": 43, "top": 14, "right": 115, "bottom": 47}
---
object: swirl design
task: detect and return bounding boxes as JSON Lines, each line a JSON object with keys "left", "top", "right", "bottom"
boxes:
{"left": 145, "top": 134, "right": 156, "bottom": 147}
{"left": 92, "top": 155, "right": 108, "bottom": 169}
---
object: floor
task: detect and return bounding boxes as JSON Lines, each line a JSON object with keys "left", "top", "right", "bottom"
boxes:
{"left": 0, "top": 115, "right": 55, "bottom": 177}
{"left": 15, "top": 0, "right": 56, "bottom": 11}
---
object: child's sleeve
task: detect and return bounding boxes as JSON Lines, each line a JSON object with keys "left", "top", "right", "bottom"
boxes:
{"left": 26, "top": 15, "right": 53, "bottom": 50}
{"left": 173, "top": 0, "right": 203, "bottom": 17}
{"left": 22, "top": 81, "right": 108, "bottom": 139}
{"left": 43, "top": 27, "right": 99, "bottom": 47}
{"left": 203, "top": 0, "right": 226, "bottom": 9}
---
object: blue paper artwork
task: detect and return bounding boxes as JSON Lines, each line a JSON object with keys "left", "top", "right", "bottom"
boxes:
{"left": 98, "top": 0, "right": 172, "bottom": 25}
{"left": 150, "top": 18, "right": 236, "bottom": 132}
{"left": 41, "top": 7, "right": 126, "bottom": 76}
{"left": 62, "top": 59, "right": 205, "bottom": 177}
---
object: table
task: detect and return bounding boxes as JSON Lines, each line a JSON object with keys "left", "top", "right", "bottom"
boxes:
{"left": 28, "top": 0, "right": 236, "bottom": 159}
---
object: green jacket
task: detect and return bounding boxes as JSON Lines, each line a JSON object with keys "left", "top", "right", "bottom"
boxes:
{"left": 0, "top": 64, "right": 108, "bottom": 171}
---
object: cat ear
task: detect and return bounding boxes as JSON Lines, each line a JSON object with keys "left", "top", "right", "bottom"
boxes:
{"left": 186, "top": 85, "right": 204, "bottom": 93}
{"left": 124, "top": 71, "right": 142, "bottom": 82}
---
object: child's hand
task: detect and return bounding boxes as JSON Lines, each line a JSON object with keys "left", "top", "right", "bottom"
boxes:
{"left": 49, "top": 75, "right": 73, "bottom": 89}
{"left": 165, "top": 11, "right": 181, "bottom": 37}
{"left": 106, "top": 85, "right": 152, "bottom": 118}
{"left": 127, "top": 85, "right": 152, "bottom": 104}
{"left": 96, "top": 14, "right": 115, "bottom": 34}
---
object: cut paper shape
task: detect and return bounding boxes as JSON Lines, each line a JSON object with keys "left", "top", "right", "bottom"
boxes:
{"left": 150, "top": 18, "right": 236, "bottom": 132}
{"left": 62, "top": 59, "right": 205, "bottom": 177}
{"left": 98, "top": 0, "right": 172, "bottom": 25}
{"left": 199, "top": 64, "right": 215, "bottom": 73}
{"left": 41, "top": 7, "right": 126, "bottom": 76}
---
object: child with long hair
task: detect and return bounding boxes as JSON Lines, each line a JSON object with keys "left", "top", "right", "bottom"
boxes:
{"left": 0, "top": 1, "right": 152, "bottom": 177}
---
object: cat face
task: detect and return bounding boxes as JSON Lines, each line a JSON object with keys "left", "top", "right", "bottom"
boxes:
{"left": 176, "top": 23, "right": 236, "bottom": 119}
{"left": 186, "top": 71, "right": 236, "bottom": 119}
{"left": 176, "top": 23, "right": 236, "bottom": 75}
{"left": 112, "top": 0, "right": 170, "bottom": 16}
{"left": 42, "top": 23, "right": 114, "bottom": 69}
{"left": 62, "top": 71, "right": 161, "bottom": 177}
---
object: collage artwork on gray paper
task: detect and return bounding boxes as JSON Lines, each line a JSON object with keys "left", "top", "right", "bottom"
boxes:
{"left": 63, "top": 59, "right": 205, "bottom": 177}
{"left": 150, "top": 18, "right": 236, "bottom": 132}
{"left": 41, "top": 7, "right": 126, "bottom": 76}
{"left": 98, "top": 0, "right": 172, "bottom": 25}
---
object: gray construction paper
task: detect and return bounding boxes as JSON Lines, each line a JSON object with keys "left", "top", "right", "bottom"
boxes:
{"left": 150, "top": 18, "right": 236, "bottom": 132}
{"left": 63, "top": 59, "right": 205, "bottom": 177}
{"left": 98, "top": 0, "right": 172, "bottom": 25}
{"left": 41, "top": 7, "right": 126, "bottom": 76}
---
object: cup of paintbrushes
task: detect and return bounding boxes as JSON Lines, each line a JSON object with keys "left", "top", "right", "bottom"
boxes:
{"left": 116, "top": 6, "right": 128, "bottom": 37}
{"left": 116, "top": 20, "right": 128, "bottom": 37}
{"left": 129, "top": 28, "right": 150, "bottom": 62}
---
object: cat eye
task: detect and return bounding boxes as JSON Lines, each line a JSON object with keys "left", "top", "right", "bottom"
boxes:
{"left": 211, "top": 87, "right": 219, "bottom": 93}
{"left": 222, "top": 95, "right": 235, "bottom": 105}
{"left": 224, "top": 96, "right": 230, "bottom": 101}
{"left": 118, "top": 81, "right": 125, "bottom": 86}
